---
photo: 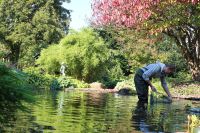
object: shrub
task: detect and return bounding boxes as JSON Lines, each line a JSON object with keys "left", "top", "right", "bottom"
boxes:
{"left": 35, "top": 45, "right": 61, "bottom": 74}
{"left": 57, "top": 76, "right": 72, "bottom": 89}
{"left": 53, "top": 76, "right": 90, "bottom": 89}
{"left": 69, "top": 78, "right": 89, "bottom": 88}
{"left": 188, "top": 115, "right": 200, "bottom": 133}
{"left": 0, "top": 62, "right": 33, "bottom": 107}
{"left": 36, "top": 28, "right": 124, "bottom": 83}
{"left": 114, "top": 79, "right": 135, "bottom": 91}
{"left": 172, "top": 71, "right": 192, "bottom": 83}
{"left": 101, "top": 76, "right": 118, "bottom": 89}
{"left": 24, "top": 67, "right": 56, "bottom": 89}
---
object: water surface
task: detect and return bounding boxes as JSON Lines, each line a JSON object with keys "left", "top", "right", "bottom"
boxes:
{"left": 0, "top": 90, "right": 199, "bottom": 133}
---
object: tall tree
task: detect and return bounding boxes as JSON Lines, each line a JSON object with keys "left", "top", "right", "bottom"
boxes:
{"left": 92, "top": 0, "right": 200, "bottom": 81}
{"left": 0, "top": 0, "right": 71, "bottom": 67}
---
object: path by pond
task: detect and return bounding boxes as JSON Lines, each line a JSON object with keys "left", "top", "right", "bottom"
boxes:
{"left": 0, "top": 90, "right": 199, "bottom": 133}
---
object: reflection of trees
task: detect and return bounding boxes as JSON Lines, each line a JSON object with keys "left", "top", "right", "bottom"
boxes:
{"left": 0, "top": 101, "right": 35, "bottom": 132}
{"left": 30, "top": 92, "right": 137, "bottom": 132}
{"left": 0, "top": 90, "right": 34, "bottom": 132}
{"left": 0, "top": 91, "right": 190, "bottom": 132}
{"left": 0, "top": 103, "right": 19, "bottom": 132}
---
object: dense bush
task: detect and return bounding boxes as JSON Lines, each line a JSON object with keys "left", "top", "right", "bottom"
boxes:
{"left": 24, "top": 67, "right": 56, "bottom": 89}
{"left": 114, "top": 79, "right": 135, "bottom": 91}
{"left": 107, "top": 31, "right": 188, "bottom": 76}
{"left": 171, "top": 71, "right": 192, "bottom": 83}
{"left": 154, "top": 36, "right": 188, "bottom": 73}
{"left": 51, "top": 76, "right": 89, "bottom": 89}
{"left": 101, "top": 61, "right": 124, "bottom": 88}
{"left": 0, "top": 63, "right": 33, "bottom": 108}
{"left": 37, "top": 28, "right": 123, "bottom": 83}
{"left": 24, "top": 66, "right": 89, "bottom": 89}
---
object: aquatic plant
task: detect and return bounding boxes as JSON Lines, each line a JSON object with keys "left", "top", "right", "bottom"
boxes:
{"left": 188, "top": 115, "right": 200, "bottom": 133}
{"left": 150, "top": 92, "right": 172, "bottom": 104}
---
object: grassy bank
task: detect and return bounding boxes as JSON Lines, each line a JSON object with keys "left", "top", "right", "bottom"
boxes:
{"left": 153, "top": 78, "right": 200, "bottom": 100}
{"left": 171, "top": 82, "right": 200, "bottom": 100}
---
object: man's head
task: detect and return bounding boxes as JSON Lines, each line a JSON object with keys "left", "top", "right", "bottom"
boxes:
{"left": 164, "top": 64, "right": 176, "bottom": 74}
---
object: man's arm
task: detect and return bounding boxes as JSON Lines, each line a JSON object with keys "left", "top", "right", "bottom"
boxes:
{"left": 160, "top": 77, "right": 172, "bottom": 100}
{"left": 145, "top": 80, "right": 157, "bottom": 92}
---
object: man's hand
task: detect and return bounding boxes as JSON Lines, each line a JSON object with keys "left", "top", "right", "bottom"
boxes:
{"left": 145, "top": 80, "right": 157, "bottom": 92}
{"left": 150, "top": 86, "right": 157, "bottom": 92}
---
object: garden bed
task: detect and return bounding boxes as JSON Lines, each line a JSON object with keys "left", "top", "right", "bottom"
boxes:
{"left": 171, "top": 82, "right": 200, "bottom": 100}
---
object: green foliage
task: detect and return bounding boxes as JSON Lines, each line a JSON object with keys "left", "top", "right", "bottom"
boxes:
{"left": 114, "top": 79, "right": 135, "bottom": 91}
{"left": 154, "top": 36, "right": 188, "bottom": 72}
{"left": 57, "top": 76, "right": 72, "bottom": 89}
{"left": 172, "top": 71, "right": 192, "bottom": 83}
{"left": 24, "top": 67, "right": 56, "bottom": 89}
{"left": 93, "top": 0, "right": 200, "bottom": 80}
{"left": 35, "top": 44, "right": 61, "bottom": 74}
{"left": 50, "top": 79, "right": 60, "bottom": 90}
{"left": 24, "top": 66, "right": 89, "bottom": 89}
{"left": 188, "top": 115, "right": 200, "bottom": 133}
{"left": 152, "top": 79, "right": 168, "bottom": 93}
{"left": 0, "top": 0, "right": 71, "bottom": 67}
{"left": 95, "top": 29, "right": 131, "bottom": 76}
{"left": 170, "top": 81, "right": 200, "bottom": 98}
{"left": 0, "top": 43, "right": 9, "bottom": 60}
{"left": 95, "top": 25, "right": 189, "bottom": 80}
{"left": 56, "top": 76, "right": 90, "bottom": 89}
{"left": 101, "top": 61, "right": 124, "bottom": 88}
{"left": 150, "top": 92, "right": 172, "bottom": 104}
{"left": 0, "top": 62, "right": 33, "bottom": 110}
{"left": 101, "top": 76, "right": 119, "bottom": 89}
{"left": 68, "top": 77, "right": 90, "bottom": 88}
{"left": 109, "top": 31, "right": 188, "bottom": 77}
{"left": 37, "top": 28, "right": 123, "bottom": 83}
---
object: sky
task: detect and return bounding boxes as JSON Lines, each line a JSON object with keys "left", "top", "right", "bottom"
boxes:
{"left": 63, "top": 0, "right": 92, "bottom": 30}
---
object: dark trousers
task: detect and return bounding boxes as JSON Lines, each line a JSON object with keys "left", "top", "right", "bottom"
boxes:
{"left": 134, "top": 69, "right": 149, "bottom": 103}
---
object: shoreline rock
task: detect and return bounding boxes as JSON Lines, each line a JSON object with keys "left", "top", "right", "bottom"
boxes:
{"left": 65, "top": 88, "right": 137, "bottom": 95}
{"left": 188, "top": 108, "right": 200, "bottom": 113}
{"left": 74, "top": 88, "right": 118, "bottom": 93}
{"left": 173, "top": 96, "right": 200, "bottom": 101}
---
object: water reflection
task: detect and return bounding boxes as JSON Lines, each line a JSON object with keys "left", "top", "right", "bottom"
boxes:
{"left": 131, "top": 99, "right": 196, "bottom": 132}
{"left": 132, "top": 101, "right": 149, "bottom": 132}
{"left": 0, "top": 90, "right": 199, "bottom": 133}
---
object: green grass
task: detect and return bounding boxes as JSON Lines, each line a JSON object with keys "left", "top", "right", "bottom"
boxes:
{"left": 152, "top": 78, "right": 200, "bottom": 99}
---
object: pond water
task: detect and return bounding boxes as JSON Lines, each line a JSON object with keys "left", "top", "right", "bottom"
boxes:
{"left": 0, "top": 90, "right": 199, "bottom": 133}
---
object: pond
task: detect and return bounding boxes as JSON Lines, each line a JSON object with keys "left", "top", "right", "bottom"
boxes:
{"left": 0, "top": 90, "right": 199, "bottom": 133}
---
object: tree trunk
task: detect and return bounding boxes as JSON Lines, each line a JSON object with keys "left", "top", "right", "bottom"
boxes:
{"left": 176, "top": 40, "right": 200, "bottom": 81}
{"left": 188, "top": 61, "right": 200, "bottom": 81}
{"left": 167, "top": 25, "right": 200, "bottom": 81}
{"left": 9, "top": 44, "right": 20, "bottom": 67}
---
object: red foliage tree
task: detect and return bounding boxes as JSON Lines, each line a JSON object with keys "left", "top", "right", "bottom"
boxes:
{"left": 92, "top": 0, "right": 199, "bottom": 28}
{"left": 92, "top": 0, "right": 200, "bottom": 81}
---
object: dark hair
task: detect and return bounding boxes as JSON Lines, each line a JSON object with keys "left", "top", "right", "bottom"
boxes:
{"left": 166, "top": 64, "right": 176, "bottom": 71}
